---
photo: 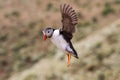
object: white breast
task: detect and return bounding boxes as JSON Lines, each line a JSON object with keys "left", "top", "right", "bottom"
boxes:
{"left": 50, "top": 30, "right": 68, "bottom": 51}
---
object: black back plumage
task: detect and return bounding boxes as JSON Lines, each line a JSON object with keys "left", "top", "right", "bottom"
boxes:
{"left": 60, "top": 31, "right": 79, "bottom": 59}
{"left": 60, "top": 4, "right": 79, "bottom": 59}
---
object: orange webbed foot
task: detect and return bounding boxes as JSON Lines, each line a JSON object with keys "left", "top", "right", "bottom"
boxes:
{"left": 67, "top": 53, "right": 71, "bottom": 67}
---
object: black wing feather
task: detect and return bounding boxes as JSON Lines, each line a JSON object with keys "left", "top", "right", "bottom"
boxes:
{"left": 60, "top": 31, "right": 73, "bottom": 41}
{"left": 60, "top": 4, "right": 78, "bottom": 34}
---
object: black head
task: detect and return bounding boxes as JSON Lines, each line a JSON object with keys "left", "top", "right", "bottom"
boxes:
{"left": 42, "top": 27, "right": 55, "bottom": 40}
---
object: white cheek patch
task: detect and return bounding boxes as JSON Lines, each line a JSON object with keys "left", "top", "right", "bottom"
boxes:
{"left": 42, "top": 31, "right": 45, "bottom": 35}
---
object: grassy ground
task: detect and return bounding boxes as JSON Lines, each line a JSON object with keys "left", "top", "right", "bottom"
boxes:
{"left": 0, "top": 0, "right": 120, "bottom": 80}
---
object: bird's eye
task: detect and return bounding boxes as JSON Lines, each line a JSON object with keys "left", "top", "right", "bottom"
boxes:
{"left": 48, "top": 31, "right": 50, "bottom": 33}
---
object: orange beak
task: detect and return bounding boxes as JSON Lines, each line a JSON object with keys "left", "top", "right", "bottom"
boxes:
{"left": 43, "top": 34, "right": 47, "bottom": 41}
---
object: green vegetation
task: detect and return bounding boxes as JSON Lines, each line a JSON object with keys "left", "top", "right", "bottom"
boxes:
{"left": 28, "top": 22, "right": 37, "bottom": 28}
{"left": 106, "top": 32, "right": 118, "bottom": 44}
{"left": 0, "top": 34, "right": 8, "bottom": 41}
{"left": 77, "top": 12, "right": 84, "bottom": 19}
{"left": 24, "top": 74, "right": 38, "bottom": 80}
{"left": 46, "top": 3, "right": 53, "bottom": 11}
{"left": 92, "top": 17, "right": 98, "bottom": 23}
{"left": 114, "top": 0, "right": 120, "bottom": 4}
{"left": 78, "top": 21, "right": 91, "bottom": 28}
{"left": 95, "top": 42, "right": 102, "bottom": 49}
{"left": 98, "top": 74, "right": 105, "bottom": 80}
{"left": 0, "top": 47, "right": 6, "bottom": 55}
{"left": 5, "top": 11, "right": 20, "bottom": 18}
{"left": 102, "top": 2, "right": 115, "bottom": 16}
{"left": 11, "top": 11, "right": 20, "bottom": 17}
{"left": 13, "top": 42, "right": 28, "bottom": 52}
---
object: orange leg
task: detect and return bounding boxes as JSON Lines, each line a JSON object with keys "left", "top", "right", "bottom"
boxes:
{"left": 67, "top": 53, "right": 71, "bottom": 67}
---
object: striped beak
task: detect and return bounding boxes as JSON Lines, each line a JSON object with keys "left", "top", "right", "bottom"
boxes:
{"left": 43, "top": 34, "right": 47, "bottom": 41}
{"left": 42, "top": 31, "right": 47, "bottom": 41}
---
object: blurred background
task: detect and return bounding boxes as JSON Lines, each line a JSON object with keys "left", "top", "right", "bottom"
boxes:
{"left": 0, "top": 0, "right": 120, "bottom": 80}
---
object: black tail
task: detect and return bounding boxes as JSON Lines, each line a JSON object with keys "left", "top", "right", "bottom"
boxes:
{"left": 69, "top": 41, "right": 79, "bottom": 59}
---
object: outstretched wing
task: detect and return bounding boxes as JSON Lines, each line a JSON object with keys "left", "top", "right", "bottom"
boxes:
{"left": 60, "top": 4, "right": 78, "bottom": 33}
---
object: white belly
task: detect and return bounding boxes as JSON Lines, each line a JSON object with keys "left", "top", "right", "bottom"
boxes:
{"left": 50, "top": 30, "right": 68, "bottom": 51}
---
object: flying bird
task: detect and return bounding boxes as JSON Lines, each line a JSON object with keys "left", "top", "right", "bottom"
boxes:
{"left": 42, "top": 4, "right": 79, "bottom": 66}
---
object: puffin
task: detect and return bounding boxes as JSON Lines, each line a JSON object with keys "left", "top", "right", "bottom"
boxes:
{"left": 42, "top": 4, "right": 79, "bottom": 66}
